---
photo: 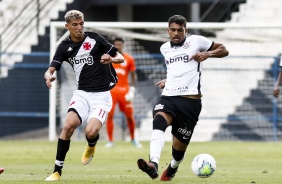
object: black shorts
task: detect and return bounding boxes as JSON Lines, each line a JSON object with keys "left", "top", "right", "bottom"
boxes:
{"left": 152, "top": 95, "right": 202, "bottom": 145}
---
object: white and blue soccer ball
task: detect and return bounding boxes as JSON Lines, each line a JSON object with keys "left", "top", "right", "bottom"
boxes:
{"left": 191, "top": 153, "right": 216, "bottom": 178}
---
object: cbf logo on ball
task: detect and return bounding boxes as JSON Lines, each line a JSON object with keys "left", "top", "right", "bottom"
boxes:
{"left": 166, "top": 54, "right": 189, "bottom": 65}
{"left": 68, "top": 55, "right": 94, "bottom": 65}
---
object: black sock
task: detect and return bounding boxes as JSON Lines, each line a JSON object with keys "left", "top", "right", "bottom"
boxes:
{"left": 54, "top": 165, "right": 62, "bottom": 176}
{"left": 86, "top": 134, "right": 99, "bottom": 147}
{"left": 167, "top": 164, "right": 178, "bottom": 176}
{"left": 172, "top": 147, "right": 185, "bottom": 162}
{"left": 53, "top": 138, "right": 70, "bottom": 175}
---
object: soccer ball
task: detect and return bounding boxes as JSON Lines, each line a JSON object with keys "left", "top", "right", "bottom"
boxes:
{"left": 191, "top": 153, "right": 216, "bottom": 178}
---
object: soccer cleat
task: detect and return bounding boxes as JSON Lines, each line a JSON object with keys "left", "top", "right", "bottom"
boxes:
{"left": 0, "top": 168, "right": 4, "bottom": 174}
{"left": 137, "top": 158, "right": 158, "bottom": 179}
{"left": 160, "top": 165, "right": 178, "bottom": 181}
{"left": 131, "top": 140, "right": 143, "bottom": 148}
{"left": 81, "top": 145, "right": 96, "bottom": 165}
{"left": 45, "top": 172, "right": 61, "bottom": 181}
{"left": 104, "top": 142, "right": 114, "bottom": 148}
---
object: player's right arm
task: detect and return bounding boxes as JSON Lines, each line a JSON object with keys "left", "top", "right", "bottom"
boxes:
{"left": 45, "top": 42, "right": 66, "bottom": 89}
{"left": 155, "top": 79, "right": 166, "bottom": 89}
{"left": 44, "top": 67, "right": 56, "bottom": 89}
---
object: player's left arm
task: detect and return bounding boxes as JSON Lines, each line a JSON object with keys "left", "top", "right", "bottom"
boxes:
{"left": 207, "top": 42, "right": 229, "bottom": 58}
{"left": 190, "top": 42, "right": 229, "bottom": 62}
{"left": 98, "top": 33, "right": 124, "bottom": 64}
{"left": 101, "top": 52, "right": 124, "bottom": 64}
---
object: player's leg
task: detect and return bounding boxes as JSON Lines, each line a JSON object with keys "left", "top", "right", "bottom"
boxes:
{"left": 121, "top": 98, "right": 142, "bottom": 147}
{"left": 45, "top": 111, "right": 81, "bottom": 181}
{"left": 45, "top": 90, "right": 88, "bottom": 181}
{"left": 105, "top": 94, "right": 117, "bottom": 147}
{"left": 81, "top": 113, "right": 104, "bottom": 165}
{"left": 124, "top": 105, "right": 135, "bottom": 141}
{"left": 161, "top": 96, "right": 201, "bottom": 181}
{"left": 137, "top": 111, "right": 172, "bottom": 179}
{"left": 160, "top": 137, "right": 187, "bottom": 181}
{"left": 82, "top": 91, "right": 112, "bottom": 164}
{"left": 0, "top": 167, "right": 4, "bottom": 174}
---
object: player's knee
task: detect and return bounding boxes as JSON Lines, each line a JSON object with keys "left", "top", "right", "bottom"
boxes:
{"left": 153, "top": 114, "right": 168, "bottom": 132}
{"left": 172, "top": 147, "right": 185, "bottom": 161}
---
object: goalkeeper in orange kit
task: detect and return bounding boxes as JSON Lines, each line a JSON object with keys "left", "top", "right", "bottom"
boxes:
{"left": 105, "top": 37, "right": 142, "bottom": 148}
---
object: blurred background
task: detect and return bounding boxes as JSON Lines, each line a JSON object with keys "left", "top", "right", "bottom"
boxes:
{"left": 0, "top": 0, "right": 282, "bottom": 142}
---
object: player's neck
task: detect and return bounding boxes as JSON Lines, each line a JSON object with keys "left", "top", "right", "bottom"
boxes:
{"left": 70, "top": 33, "right": 85, "bottom": 42}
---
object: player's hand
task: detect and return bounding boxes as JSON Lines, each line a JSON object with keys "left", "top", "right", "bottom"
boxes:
{"left": 273, "top": 87, "right": 280, "bottom": 98}
{"left": 190, "top": 51, "right": 210, "bottom": 62}
{"left": 125, "top": 86, "right": 135, "bottom": 102}
{"left": 44, "top": 72, "right": 56, "bottom": 89}
{"left": 100, "top": 54, "right": 113, "bottom": 64}
{"left": 155, "top": 79, "right": 166, "bottom": 89}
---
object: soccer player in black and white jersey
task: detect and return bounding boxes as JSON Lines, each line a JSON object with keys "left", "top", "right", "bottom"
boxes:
{"left": 44, "top": 10, "right": 124, "bottom": 181}
{"left": 137, "top": 15, "right": 229, "bottom": 181}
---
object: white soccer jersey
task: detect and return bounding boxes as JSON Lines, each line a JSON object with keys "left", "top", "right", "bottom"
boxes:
{"left": 160, "top": 35, "right": 213, "bottom": 96}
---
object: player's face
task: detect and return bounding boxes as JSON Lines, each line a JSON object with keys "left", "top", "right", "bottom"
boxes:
{"left": 65, "top": 18, "right": 85, "bottom": 42}
{"left": 168, "top": 22, "right": 188, "bottom": 44}
{"left": 113, "top": 41, "right": 124, "bottom": 53}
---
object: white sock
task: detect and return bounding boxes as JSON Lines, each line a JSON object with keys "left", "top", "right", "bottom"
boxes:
{"left": 170, "top": 157, "right": 184, "bottom": 169}
{"left": 150, "top": 129, "right": 165, "bottom": 164}
{"left": 55, "top": 160, "right": 64, "bottom": 167}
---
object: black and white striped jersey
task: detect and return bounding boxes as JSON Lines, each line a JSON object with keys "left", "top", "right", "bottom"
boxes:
{"left": 50, "top": 32, "right": 118, "bottom": 92}
{"left": 160, "top": 35, "right": 213, "bottom": 96}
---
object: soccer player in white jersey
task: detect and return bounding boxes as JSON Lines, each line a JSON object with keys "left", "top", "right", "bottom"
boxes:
{"left": 273, "top": 54, "right": 282, "bottom": 98}
{"left": 44, "top": 10, "right": 124, "bottom": 181}
{"left": 137, "top": 15, "right": 229, "bottom": 181}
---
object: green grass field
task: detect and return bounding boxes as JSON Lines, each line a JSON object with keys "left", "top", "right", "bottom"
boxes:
{"left": 0, "top": 140, "right": 281, "bottom": 184}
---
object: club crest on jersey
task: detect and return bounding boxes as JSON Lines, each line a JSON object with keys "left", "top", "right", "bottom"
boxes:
{"left": 68, "top": 55, "right": 94, "bottom": 65}
{"left": 166, "top": 54, "right": 189, "bottom": 65}
{"left": 83, "top": 42, "right": 92, "bottom": 50}
{"left": 183, "top": 42, "right": 191, "bottom": 49}
{"left": 69, "top": 101, "right": 75, "bottom": 106}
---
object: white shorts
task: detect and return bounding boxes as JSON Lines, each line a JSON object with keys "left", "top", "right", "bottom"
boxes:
{"left": 68, "top": 90, "right": 112, "bottom": 125}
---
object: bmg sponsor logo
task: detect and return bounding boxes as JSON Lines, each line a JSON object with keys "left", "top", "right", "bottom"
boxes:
{"left": 166, "top": 54, "right": 189, "bottom": 65}
{"left": 68, "top": 55, "right": 94, "bottom": 65}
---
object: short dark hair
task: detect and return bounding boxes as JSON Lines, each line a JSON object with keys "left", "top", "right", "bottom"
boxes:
{"left": 113, "top": 37, "right": 124, "bottom": 43}
{"left": 168, "top": 15, "right": 186, "bottom": 28}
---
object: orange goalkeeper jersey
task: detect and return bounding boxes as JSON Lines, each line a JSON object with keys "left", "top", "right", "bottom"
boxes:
{"left": 112, "top": 52, "right": 136, "bottom": 93}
